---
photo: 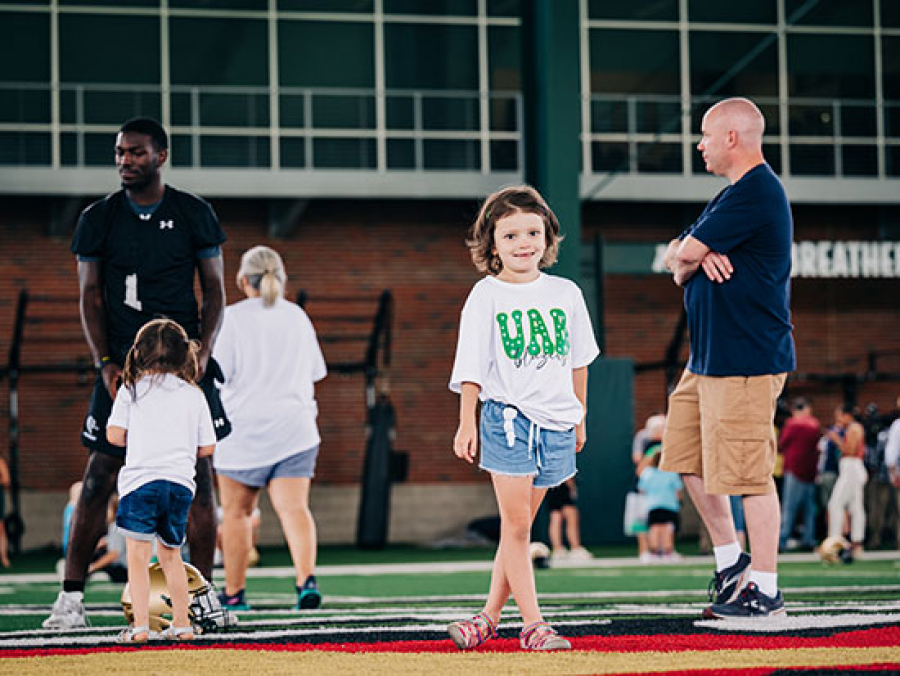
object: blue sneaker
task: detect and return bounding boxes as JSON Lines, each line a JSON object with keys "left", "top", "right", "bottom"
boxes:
{"left": 708, "top": 582, "right": 786, "bottom": 618}
{"left": 294, "top": 577, "right": 322, "bottom": 610}
{"left": 703, "top": 552, "right": 750, "bottom": 619}
{"left": 218, "top": 589, "right": 251, "bottom": 611}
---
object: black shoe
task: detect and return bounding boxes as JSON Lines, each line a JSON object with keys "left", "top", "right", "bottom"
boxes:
{"left": 707, "top": 582, "right": 786, "bottom": 618}
{"left": 707, "top": 552, "right": 751, "bottom": 605}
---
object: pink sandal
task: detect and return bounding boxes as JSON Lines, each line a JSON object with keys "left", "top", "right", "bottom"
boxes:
{"left": 520, "top": 621, "right": 571, "bottom": 651}
{"left": 447, "top": 611, "right": 498, "bottom": 650}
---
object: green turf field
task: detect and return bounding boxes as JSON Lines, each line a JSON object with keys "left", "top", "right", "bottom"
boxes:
{"left": 0, "top": 544, "right": 897, "bottom": 637}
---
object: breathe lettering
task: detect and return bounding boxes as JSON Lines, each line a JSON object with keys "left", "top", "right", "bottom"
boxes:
{"left": 496, "top": 308, "right": 569, "bottom": 359}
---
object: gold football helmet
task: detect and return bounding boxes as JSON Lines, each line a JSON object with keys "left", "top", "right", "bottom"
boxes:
{"left": 121, "top": 561, "right": 237, "bottom": 633}
{"left": 817, "top": 535, "right": 852, "bottom": 564}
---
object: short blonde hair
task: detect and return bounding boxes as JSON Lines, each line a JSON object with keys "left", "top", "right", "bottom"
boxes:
{"left": 466, "top": 185, "right": 562, "bottom": 275}
{"left": 238, "top": 245, "right": 287, "bottom": 307}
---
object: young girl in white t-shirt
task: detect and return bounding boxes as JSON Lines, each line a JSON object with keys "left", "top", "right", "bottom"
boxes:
{"left": 107, "top": 318, "right": 216, "bottom": 642}
{"left": 448, "top": 185, "right": 600, "bottom": 651}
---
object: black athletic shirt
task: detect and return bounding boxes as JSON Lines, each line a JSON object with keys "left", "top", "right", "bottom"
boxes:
{"left": 70, "top": 186, "right": 227, "bottom": 360}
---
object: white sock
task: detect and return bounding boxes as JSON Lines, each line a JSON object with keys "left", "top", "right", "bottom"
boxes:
{"left": 749, "top": 570, "right": 777, "bottom": 598}
{"left": 713, "top": 542, "right": 742, "bottom": 571}
{"left": 64, "top": 590, "right": 83, "bottom": 602}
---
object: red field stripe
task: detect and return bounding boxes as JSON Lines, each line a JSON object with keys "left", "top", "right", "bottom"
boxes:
{"left": 3, "top": 626, "right": 899, "bottom": 658}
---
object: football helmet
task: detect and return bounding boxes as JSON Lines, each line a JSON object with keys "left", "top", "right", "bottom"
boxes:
{"left": 817, "top": 535, "right": 852, "bottom": 564}
{"left": 121, "top": 561, "right": 238, "bottom": 633}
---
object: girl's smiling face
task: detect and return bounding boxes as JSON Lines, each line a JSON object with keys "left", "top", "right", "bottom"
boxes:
{"left": 492, "top": 210, "right": 546, "bottom": 283}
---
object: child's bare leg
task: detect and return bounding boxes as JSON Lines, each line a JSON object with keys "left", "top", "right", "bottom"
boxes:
{"left": 157, "top": 542, "right": 192, "bottom": 632}
{"left": 483, "top": 475, "right": 546, "bottom": 626}
{"left": 648, "top": 524, "right": 661, "bottom": 553}
{"left": 663, "top": 523, "right": 676, "bottom": 553}
{"left": 548, "top": 510, "right": 564, "bottom": 553}
{"left": 562, "top": 504, "right": 582, "bottom": 550}
{"left": 125, "top": 538, "right": 154, "bottom": 637}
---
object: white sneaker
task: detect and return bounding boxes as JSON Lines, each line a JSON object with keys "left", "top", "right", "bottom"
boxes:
{"left": 42, "top": 591, "right": 86, "bottom": 629}
{"left": 639, "top": 552, "right": 658, "bottom": 564}
{"left": 568, "top": 547, "right": 594, "bottom": 561}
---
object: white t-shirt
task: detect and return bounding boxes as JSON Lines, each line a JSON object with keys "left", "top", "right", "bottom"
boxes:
{"left": 212, "top": 297, "right": 327, "bottom": 470}
{"left": 108, "top": 374, "right": 216, "bottom": 498}
{"left": 449, "top": 273, "right": 600, "bottom": 431}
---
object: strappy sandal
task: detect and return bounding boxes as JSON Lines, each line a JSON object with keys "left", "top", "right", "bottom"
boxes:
{"left": 117, "top": 625, "right": 150, "bottom": 643}
{"left": 519, "top": 621, "right": 571, "bottom": 651}
{"left": 160, "top": 625, "right": 195, "bottom": 641}
{"left": 447, "top": 611, "right": 498, "bottom": 650}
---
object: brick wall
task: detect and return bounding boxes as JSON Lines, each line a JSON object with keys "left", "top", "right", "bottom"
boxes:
{"left": 1, "top": 196, "right": 899, "bottom": 495}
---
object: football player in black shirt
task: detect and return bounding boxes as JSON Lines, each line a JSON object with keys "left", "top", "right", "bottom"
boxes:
{"left": 45, "top": 118, "right": 232, "bottom": 630}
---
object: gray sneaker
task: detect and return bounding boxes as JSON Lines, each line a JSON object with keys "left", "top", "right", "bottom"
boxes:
{"left": 42, "top": 591, "right": 86, "bottom": 629}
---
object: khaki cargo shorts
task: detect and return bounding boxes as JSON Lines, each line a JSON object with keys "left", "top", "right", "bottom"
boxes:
{"left": 660, "top": 370, "right": 787, "bottom": 496}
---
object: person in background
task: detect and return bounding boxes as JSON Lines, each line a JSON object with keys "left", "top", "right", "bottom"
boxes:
{"left": 827, "top": 404, "right": 868, "bottom": 559}
{"left": 87, "top": 494, "right": 128, "bottom": 583}
{"left": 778, "top": 398, "right": 822, "bottom": 552}
{"left": 213, "top": 245, "right": 327, "bottom": 611}
{"left": 546, "top": 478, "right": 593, "bottom": 563}
{"left": 638, "top": 449, "right": 684, "bottom": 561}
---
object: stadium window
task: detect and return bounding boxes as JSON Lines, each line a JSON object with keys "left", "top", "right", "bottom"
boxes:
{"left": 200, "top": 136, "right": 270, "bottom": 168}
{"left": 60, "top": 14, "right": 160, "bottom": 84}
{"left": 278, "top": 0, "right": 373, "bottom": 10}
{"left": 423, "top": 139, "right": 480, "bottom": 170}
{"left": 312, "top": 95, "right": 375, "bottom": 130}
{"left": 61, "top": 89, "right": 162, "bottom": 126}
{"left": 170, "top": 17, "right": 267, "bottom": 86}
{"left": 841, "top": 145, "right": 878, "bottom": 176}
{"left": 384, "top": 23, "right": 478, "bottom": 90}
{"left": 170, "top": 0, "right": 262, "bottom": 8}
{"left": 279, "top": 138, "right": 306, "bottom": 168}
{"left": 384, "top": 0, "right": 476, "bottom": 15}
{"left": 882, "top": 0, "right": 900, "bottom": 27}
{"left": 784, "top": 0, "right": 873, "bottom": 27}
{"left": 490, "top": 140, "right": 518, "bottom": 171}
{"left": 790, "top": 144, "right": 835, "bottom": 176}
{"left": 591, "top": 142, "right": 629, "bottom": 173}
{"left": 887, "top": 146, "right": 900, "bottom": 177}
{"left": 386, "top": 139, "right": 416, "bottom": 169}
{"left": 421, "top": 96, "right": 479, "bottom": 131}
{"left": 0, "top": 12, "right": 50, "bottom": 83}
{"left": 886, "top": 105, "right": 900, "bottom": 139}
{"left": 636, "top": 143, "right": 681, "bottom": 173}
{"left": 279, "top": 21, "right": 375, "bottom": 89}
{"left": 883, "top": 37, "right": 900, "bottom": 102}
{"left": 0, "top": 132, "right": 51, "bottom": 166}
{"left": 787, "top": 34, "right": 875, "bottom": 99}
{"left": 60, "top": 0, "right": 157, "bottom": 6}
{"left": 688, "top": 0, "right": 776, "bottom": 24}
{"left": 488, "top": 25, "right": 520, "bottom": 136}
{"left": 590, "top": 29, "right": 680, "bottom": 95}
{"left": 313, "top": 138, "right": 376, "bottom": 169}
{"left": 689, "top": 31, "right": 779, "bottom": 99}
{"left": 487, "top": 0, "right": 520, "bottom": 17}
{"left": 171, "top": 135, "right": 194, "bottom": 168}
{"left": 588, "top": 0, "right": 678, "bottom": 21}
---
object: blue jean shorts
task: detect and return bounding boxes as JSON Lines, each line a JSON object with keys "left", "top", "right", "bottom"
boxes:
{"left": 216, "top": 446, "right": 319, "bottom": 488}
{"left": 479, "top": 399, "right": 576, "bottom": 489}
{"left": 117, "top": 480, "right": 193, "bottom": 549}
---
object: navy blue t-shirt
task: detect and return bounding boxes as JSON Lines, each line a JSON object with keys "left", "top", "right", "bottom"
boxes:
{"left": 682, "top": 163, "right": 795, "bottom": 376}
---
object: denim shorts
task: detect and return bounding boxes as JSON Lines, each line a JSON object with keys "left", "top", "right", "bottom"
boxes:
{"left": 117, "top": 480, "right": 193, "bottom": 549}
{"left": 479, "top": 399, "right": 576, "bottom": 489}
{"left": 216, "top": 446, "right": 319, "bottom": 488}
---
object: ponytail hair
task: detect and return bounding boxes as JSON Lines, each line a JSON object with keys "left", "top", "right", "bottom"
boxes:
{"left": 237, "top": 245, "right": 287, "bottom": 307}
{"left": 122, "top": 318, "right": 199, "bottom": 396}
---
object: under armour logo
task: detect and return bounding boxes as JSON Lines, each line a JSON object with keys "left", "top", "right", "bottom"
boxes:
{"left": 160, "top": 220, "right": 174, "bottom": 229}
{"left": 214, "top": 418, "right": 226, "bottom": 428}
{"left": 139, "top": 213, "right": 152, "bottom": 221}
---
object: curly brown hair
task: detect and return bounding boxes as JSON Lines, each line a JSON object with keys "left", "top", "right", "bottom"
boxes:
{"left": 466, "top": 185, "right": 562, "bottom": 275}
{"left": 121, "top": 318, "right": 199, "bottom": 396}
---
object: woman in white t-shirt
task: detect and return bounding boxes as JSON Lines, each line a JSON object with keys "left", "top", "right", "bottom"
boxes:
{"left": 447, "top": 186, "right": 600, "bottom": 652}
{"left": 107, "top": 318, "right": 217, "bottom": 642}
{"left": 213, "top": 245, "right": 327, "bottom": 611}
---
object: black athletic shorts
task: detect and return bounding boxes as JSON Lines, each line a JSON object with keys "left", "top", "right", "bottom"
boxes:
{"left": 545, "top": 482, "right": 575, "bottom": 512}
{"left": 80, "top": 357, "right": 231, "bottom": 458}
{"left": 647, "top": 508, "right": 680, "bottom": 531}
